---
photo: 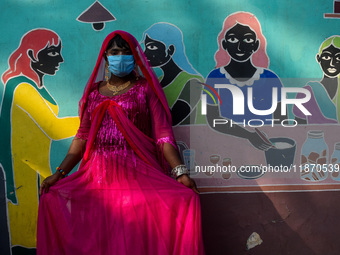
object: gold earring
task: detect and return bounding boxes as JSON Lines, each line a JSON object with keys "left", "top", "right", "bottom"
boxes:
{"left": 105, "top": 62, "right": 109, "bottom": 81}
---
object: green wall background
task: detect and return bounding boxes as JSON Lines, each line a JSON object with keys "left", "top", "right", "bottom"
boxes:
{"left": 1, "top": 0, "right": 337, "bottom": 117}
{"left": 1, "top": 0, "right": 339, "bottom": 253}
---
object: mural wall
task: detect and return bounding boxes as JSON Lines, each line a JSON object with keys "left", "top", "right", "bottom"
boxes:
{"left": 1, "top": 0, "right": 340, "bottom": 254}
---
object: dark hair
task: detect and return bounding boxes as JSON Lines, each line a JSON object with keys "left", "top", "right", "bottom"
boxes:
{"left": 106, "top": 34, "right": 131, "bottom": 51}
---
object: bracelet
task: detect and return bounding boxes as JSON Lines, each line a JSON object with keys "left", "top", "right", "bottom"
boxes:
{"left": 171, "top": 164, "right": 189, "bottom": 178}
{"left": 56, "top": 167, "right": 68, "bottom": 177}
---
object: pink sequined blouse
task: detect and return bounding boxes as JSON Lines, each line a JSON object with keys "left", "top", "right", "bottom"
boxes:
{"left": 76, "top": 78, "right": 176, "bottom": 162}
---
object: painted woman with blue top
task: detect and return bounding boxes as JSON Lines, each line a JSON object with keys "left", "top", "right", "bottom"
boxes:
{"left": 204, "top": 12, "right": 283, "bottom": 150}
{"left": 293, "top": 35, "right": 340, "bottom": 124}
{"left": 142, "top": 22, "right": 205, "bottom": 125}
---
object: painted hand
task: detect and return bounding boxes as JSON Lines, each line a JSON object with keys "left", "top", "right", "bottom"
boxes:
{"left": 248, "top": 131, "right": 273, "bottom": 151}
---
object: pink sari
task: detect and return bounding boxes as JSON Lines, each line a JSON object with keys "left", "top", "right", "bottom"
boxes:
{"left": 37, "top": 31, "right": 204, "bottom": 255}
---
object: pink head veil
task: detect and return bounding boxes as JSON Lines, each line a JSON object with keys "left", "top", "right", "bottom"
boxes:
{"left": 79, "top": 30, "right": 171, "bottom": 124}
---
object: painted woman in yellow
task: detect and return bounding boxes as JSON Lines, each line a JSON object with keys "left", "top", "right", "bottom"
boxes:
{"left": 0, "top": 28, "right": 79, "bottom": 250}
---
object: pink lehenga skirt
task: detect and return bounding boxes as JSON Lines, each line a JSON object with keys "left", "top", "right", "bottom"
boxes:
{"left": 37, "top": 150, "right": 205, "bottom": 255}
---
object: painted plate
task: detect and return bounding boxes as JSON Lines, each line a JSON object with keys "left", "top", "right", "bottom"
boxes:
{"left": 236, "top": 165, "right": 265, "bottom": 180}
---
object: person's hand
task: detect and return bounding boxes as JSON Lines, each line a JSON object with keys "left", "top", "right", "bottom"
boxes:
{"left": 39, "top": 173, "right": 62, "bottom": 196}
{"left": 176, "top": 174, "right": 200, "bottom": 194}
{"left": 248, "top": 131, "right": 273, "bottom": 151}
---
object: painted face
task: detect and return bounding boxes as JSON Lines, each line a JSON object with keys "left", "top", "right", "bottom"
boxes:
{"left": 317, "top": 44, "right": 340, "bottom": 78}
{"left": 143, "top": 35, "right": 171, "bottom": 67}
{"left": 32, "top": 43, "right": 64, "bottom": 75}
{"left": 222, "top": 24, "right": 259, "bottom": 62}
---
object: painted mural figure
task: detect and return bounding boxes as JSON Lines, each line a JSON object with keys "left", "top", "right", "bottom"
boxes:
{"left": 142, "top": 22, "right": 205, "bottom": 125}
{"left": 293, "top": 36, "right": 340, "bottom": 124}
{"left": 0, "top": 28, "right": 79, "bottom": 250}
{"left": 204, "top": 12, "right": 284, "bottom": 150}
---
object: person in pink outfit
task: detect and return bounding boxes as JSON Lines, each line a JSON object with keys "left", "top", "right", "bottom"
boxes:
{"left": 37, "top": 30, "right": 205, "bottom": 255}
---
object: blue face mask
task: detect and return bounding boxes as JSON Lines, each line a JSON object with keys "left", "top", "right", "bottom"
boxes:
{"left": 107, "top": 55, "right": 135, "bottom": 77}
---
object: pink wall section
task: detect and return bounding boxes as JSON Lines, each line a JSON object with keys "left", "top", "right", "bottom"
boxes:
{"left": 173, "top": 124, "right": 340, "bottom": 253}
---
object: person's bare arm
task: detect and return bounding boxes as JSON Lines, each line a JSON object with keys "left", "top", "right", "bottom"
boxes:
{"left": 162, "top": 143, "right": 199, "bottom": 194}
{"left": 39, "top": 137, "right": 87, "bottom": 195}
